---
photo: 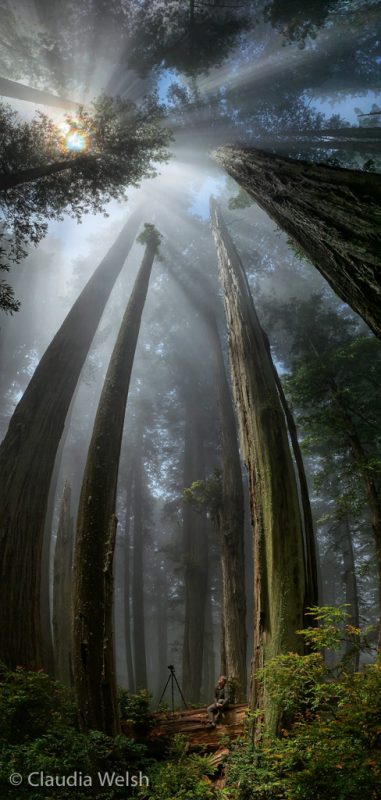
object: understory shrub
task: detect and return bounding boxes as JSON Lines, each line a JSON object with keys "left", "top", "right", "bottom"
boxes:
{"left": 0, "top": 665, "right": 148, "bottom": 799}
{"left": 221, "top": 606, "right": 381, "bottom": 800}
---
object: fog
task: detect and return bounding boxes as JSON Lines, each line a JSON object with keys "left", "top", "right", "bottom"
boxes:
{"left": 0, "top": 0, "right": 380, "bottom": 704}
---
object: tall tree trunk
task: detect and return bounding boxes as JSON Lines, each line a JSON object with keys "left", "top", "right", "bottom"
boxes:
{"left": 52, "top": 482, "right": 74, "bottom": 686}
{"left": 262, "top": 331, "right": 319, "bottom": 611}
{"left": 72, "top": 225, "right": 160, "bottom": 734}
{"left": 132, "top": 440, "right": 148, "bottom": 691}
{"left": 208, "top": 315, "right": 247, "bottom": 700}
{"left": 124, "top": 475, "right": 135, "bottom": 692}
{"left": 0, "top": 155, "right": 98, "bottom": 191}
{"left": 0, "top": 208, "right": 141, "bottom": 670}
{"left": 0, "top": 76, "right": 79, "bottom": 110}
{"left": 210, "top": 198, "right": 306, "bottom": 734}
{"left": 182, "top": 397, "right": 208, "bottom": 704}
{"left": 214, "top": 146, "right": 381, "bottom": 340}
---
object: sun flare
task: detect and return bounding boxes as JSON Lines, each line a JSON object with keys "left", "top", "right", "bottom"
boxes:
{"left": 65, "top": 131, "right": 88, "bottom": 152}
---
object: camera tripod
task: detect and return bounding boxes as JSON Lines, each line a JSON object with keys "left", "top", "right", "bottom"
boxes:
{"left": 157, "top": 665, "right": 188, "bottom": 714}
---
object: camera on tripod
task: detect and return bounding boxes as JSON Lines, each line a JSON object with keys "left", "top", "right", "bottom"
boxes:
{"left": 157, "top": 664, "right": 188, "bottom": 713}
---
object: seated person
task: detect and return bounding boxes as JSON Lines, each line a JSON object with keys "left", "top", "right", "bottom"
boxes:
{"left": 206, "top": 675, "right": 228, "bottom": 726}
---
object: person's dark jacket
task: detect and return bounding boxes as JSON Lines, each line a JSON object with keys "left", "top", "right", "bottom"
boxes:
{"left": 214, "top": 684, "right": 228, "bottom": 707}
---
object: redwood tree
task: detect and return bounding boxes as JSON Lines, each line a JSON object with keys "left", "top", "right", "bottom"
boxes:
{"left": 210, "top": 198, "right": 306, "bottom": 733}
{"left": 0, "top": 207, "right": 141, "bottom": 670}
{"left": 214, "top": 146, "right": 381, "bottom": 340}
{"left": 73, "top": 224, "right": 161, "bottom": 735}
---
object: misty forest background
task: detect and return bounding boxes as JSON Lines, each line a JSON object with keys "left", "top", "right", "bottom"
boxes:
{"left": 0, "top": 1, "right": 381, "bottom": 799}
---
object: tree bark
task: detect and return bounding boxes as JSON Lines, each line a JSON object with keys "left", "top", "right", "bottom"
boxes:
{"left": 208, "top": 315, "right": 247, "bottom": 700}
{"left": 124, "top": 473, "right": 135, "bottom": 692}
{"left": 0, "top": 208, "right": 141, "bottom": 670}
{"left": 73, "top": 227, "right": 159, "bottom": 734}
{"left": 262, "top": 331, "right": 319, "bottom": 611}
{"left": 132, "top": 440, "right": 148, "bottom": 691}
{"left": 210, "top": 198, "right": 306, "bottom": 733}
{"left": 214, "top": 146, "right": 381, "bottom": 340}
{"left": 52, "top": 481, "right": 74, "bottom": 686}
{"left": 0, "top": 155, "right": 98, "bottom": 191}
{"left": 0, "top": 76, "right": 79, "bottom": 110}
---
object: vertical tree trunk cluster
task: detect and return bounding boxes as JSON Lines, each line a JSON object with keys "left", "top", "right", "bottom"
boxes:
{"left": 210, "top": 198, "right": 306, "bottom": 733}
{"left": 73, "top": 225, "right": 160, "bottom": 734}
{"left": 214, "top": 146, "right": 381, "bottom": 340}
{"left": 168, "top": 266, "right": 248, "bottom": 700}
{"left": 0, "top": 208, "right": 142, "bottom": 670}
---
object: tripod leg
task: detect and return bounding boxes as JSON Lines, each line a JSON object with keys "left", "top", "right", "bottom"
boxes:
{"left": 173, "top": 672, "right": 188, "bottom": 709}
{"left": 157, "top": 673, "right": 172, "bottom": 709}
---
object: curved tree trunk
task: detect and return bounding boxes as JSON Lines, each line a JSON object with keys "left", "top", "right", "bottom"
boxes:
{"left": 73, "top": 226, "right": 159, "bottom": 735}
{"left": 0, "top": 207, "right": 142, "bottom": 670}
{"left": 214, "top": 146, "right": 381, "bottom": 340}
{"left": 262, "top": 331, "right": 319, "bottom": 611}
{"left": 210, "top": 198, "right": 306, "bottom": 734}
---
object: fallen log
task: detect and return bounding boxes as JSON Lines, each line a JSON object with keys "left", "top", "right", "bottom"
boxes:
{"left": 146, "top": 703, "right": 248, "bottom": 751}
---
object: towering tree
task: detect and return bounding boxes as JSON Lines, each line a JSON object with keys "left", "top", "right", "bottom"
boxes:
{"left": 52, "top": 482, "right": 74, "bottom": 686}
{"left": 73, "top": 224, "right": 161, "bottom": 734}
{"left": 0, "top": 208, "right": 141, "bottom": 670}
{"left": 215, "top": 147, "right": 381, "bottom": 340}
{"left": 210, "top": 198, "right": 306, "bottom": 733}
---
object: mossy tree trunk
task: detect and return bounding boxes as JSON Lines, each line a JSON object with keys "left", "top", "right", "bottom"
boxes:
{"left": 52, "top": 481, "right": 74, "bottom": 686}
{"left": 0, "top": 208, "right": 142, "bottom": 670}
{"left": 262, "top": 332, "right": 319, "bottom": 612}
{"left": 210, "top": 198, "right": 306, "bottom": 734}
{"left": 73, "top": 226, "right": 160, "bottom": 735}
{"left": 208, "top": 314, "right": 247, "bottom": 700}
{"left": 214, "top": 146, "right": 381, "bottom": 340}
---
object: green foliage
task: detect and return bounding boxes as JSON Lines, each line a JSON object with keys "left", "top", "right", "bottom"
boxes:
{"left": 0, "top": 95, "right": 171, "bottom": 311}
{"left": 286, "top": 237, "right": 308, "bottom": 263}
{"left": 182, "top": 469, "right": 222, "bottom": 522}
{"left": 0, "top": 664, "right": 147, "bottom": 799}
{"left": 137, "top": 734, "right": 217, "bottom": 800}
{"left": 220, "top": 607, "right": 381, "bottom": 800}
{"left": 137, "top": 223, "right": 163, "bottom": 252}
{"left": 118, "top": 688, "right": 153, "bottom": 733}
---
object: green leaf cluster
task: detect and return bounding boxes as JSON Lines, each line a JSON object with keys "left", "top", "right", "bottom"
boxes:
{"left": 137, "top": 735, "right": 217, "bottom": 800}
{"left": 0, "top": 664, "right": 147, "bottom": 799}
{"left": 220, "top": 607, "right": 381, "bottom": 800}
